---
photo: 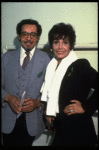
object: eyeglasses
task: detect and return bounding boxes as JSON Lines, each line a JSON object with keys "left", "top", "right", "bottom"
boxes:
{"left": 21, "top": 32, "right": 38, "bottom": 39}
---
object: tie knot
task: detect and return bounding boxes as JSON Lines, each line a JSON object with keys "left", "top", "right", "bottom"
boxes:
{"left": 25, "top": 51, "right": 30, "bottom": 56}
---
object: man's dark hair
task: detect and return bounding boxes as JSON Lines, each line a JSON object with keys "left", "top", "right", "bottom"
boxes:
{"left": 16, "top": 19, "right": 42, "bottom": 36}
{"left": 48, "top": 23, "right": 76, "bottom": 50}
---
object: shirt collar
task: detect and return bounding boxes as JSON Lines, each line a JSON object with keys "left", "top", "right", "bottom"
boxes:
{"left": 20, "top": 46, "right": 36, "bottom": 59}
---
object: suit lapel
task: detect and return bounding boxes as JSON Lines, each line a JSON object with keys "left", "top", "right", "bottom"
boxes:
{"left": 11, "top": 48, "right": 20, "bottom": 89}
{"left": 27, "top": 48, "right": 43, "bottom": 90}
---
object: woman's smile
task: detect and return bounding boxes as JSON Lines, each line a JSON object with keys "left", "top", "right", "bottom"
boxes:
{"left": 52, "top": 38, "right": 71, "bottom": 62}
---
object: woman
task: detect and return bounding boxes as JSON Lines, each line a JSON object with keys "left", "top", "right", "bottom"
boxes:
{"left": 40, "top": 23, "right": 98, "bottom": 146}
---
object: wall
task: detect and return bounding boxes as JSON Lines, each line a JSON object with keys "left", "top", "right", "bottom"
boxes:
{"left": 1, "top": 2, "right": 98, "bottom": 50}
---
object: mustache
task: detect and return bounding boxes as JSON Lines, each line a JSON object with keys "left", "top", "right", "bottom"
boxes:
{"left": 24, "top": 40, "right": 32, "bottom": 43}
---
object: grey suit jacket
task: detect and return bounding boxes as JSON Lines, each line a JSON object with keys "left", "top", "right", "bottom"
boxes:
{"left": 1, "top": 47, "right": 50, "bottom": 136}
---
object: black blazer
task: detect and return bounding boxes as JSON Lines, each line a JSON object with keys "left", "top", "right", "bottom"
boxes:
{"left": 59, "top": 59, "right": 97, "bottom": 115}
{"left": 54, "top": 59, "right": 98, "bottom": 146}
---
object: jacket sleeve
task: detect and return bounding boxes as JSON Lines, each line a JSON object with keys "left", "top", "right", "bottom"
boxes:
{"left": 80, "top": 59, "right": 98, "bottom": 116}
{"left": 1, "top": 52, "right": 11, "bottom": 106}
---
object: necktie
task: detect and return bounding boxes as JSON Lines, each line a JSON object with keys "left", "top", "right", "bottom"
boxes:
{"left": 22, "top": 51, "right": 30, "bottom": 70}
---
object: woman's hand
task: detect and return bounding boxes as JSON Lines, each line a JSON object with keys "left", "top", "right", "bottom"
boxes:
{"left": 63, "top": 100, "right": 85, "bottom": 116}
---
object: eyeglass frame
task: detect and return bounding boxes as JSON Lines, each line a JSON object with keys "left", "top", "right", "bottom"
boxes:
{"left": 20, "top": 32, "right": 38, "bottom": 39}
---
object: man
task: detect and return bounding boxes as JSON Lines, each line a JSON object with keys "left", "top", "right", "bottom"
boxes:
{"left": 1, "top": 19, "right": 50, "bottom": 146}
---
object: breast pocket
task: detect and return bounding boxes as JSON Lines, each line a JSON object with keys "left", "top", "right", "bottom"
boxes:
{"left": 37, "top": 71, "right": 43, "bottom": 78}
{"left": 36, "top": 71, "right": 45, "bottom": 90}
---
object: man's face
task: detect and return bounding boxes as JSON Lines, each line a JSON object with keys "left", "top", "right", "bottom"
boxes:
{"left": 17, "top": 24, "right": 39, "bottom": 50}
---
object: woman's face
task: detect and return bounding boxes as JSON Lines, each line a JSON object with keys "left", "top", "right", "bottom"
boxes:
{"left": 52, "top": 37, "right": 71, "bottom": 61}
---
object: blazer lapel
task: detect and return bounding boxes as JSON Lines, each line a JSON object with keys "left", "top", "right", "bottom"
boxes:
{"left": 11, "top": 48, "right": 20, "bottom": 89}
{"left": 62, "top": 60, "right": 77, "bottom": 82}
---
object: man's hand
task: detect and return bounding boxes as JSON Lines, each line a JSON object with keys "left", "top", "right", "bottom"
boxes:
{"left": 4, "top": 94, "right": 21, "bottom": 114}
{"left": 21, "top": 98, "right": 41, "bottom": 113}
{"left": 63, "top": 100, "right": 85, "bottom": 116}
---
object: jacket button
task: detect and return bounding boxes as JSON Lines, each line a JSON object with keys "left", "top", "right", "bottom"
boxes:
{"left": 16, "top": 93, "right": 19, "bottom": 96}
